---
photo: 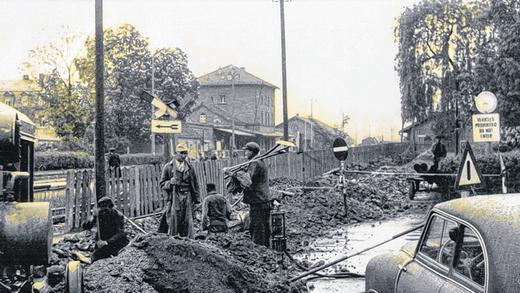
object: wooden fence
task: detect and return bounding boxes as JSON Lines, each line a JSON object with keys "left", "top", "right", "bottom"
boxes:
{"left": 51, "top": 143, "right": 407, "bottom": 231}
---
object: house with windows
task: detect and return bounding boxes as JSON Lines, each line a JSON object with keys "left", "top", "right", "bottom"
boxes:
{"left": 275, "top": 114, "right": 353, "bottom": 151}
{"left": 179, "top": 65, "right": 280, "bottom": 157}
{"left": 0, "top": 76, "right": 58, "bottom": 141}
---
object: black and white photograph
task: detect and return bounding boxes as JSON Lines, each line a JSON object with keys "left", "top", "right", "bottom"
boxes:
{"left": 0, "top": 0, "right": 519, "bottom": 292}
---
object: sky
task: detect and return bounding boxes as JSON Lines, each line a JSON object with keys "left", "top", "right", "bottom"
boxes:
{"left": 0, "top": 0, "right": 420, "bottom": 143}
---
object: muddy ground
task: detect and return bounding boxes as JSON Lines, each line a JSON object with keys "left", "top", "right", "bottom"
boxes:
{"left": 48, "top": 161, "right": 431, "bottom": 292}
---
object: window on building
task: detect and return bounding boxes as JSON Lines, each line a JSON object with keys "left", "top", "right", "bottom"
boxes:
{"left": 199, "top": 113, "right": 207, "bottom": 124}
{"left": 219, "top": 95, "right": 226, "bottom": 103}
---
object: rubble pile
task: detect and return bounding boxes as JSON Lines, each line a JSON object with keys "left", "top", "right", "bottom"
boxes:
{"left": 84, "top": 234, "right": 297, "bottom": 293}
{"left": 274, "top": 165, "right": 423, "bottom": 250}
{"left": 51, "top": 231, "right": 95, "bottom": 267}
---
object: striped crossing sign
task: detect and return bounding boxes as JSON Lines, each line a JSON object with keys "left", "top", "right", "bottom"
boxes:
{"left": 332, "top": 137, "right": 349, "bottom": 161}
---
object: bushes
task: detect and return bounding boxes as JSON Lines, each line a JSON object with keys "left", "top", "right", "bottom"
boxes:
{"left": 35, "top": 151, "right": 164, "bottom": 171}
{"left": 438, "top": 150, "right": 520, "bottom": 194}
{"left": 35, "top": 151, "right": 93, "bottom": 171}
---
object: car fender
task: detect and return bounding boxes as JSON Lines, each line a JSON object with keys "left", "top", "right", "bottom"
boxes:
{"left": 365, "top": 245, "right": 414, "bottom": 293}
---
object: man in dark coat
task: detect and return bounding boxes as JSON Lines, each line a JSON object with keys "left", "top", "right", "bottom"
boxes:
{"left": 107, "top": 147, "right": 121, "bottom": 177}
{"left": 202, "top": 183, "right": 233, "bottom": 234}
{"left": 83, "top": 197, "right": 129, "bottom": 262}
{"left": 158, "top": 143, "right": 200, "bottom": 238}
{"left": 233, "top": 141, "right": 271, "bottom": 247}
{"left": 431, "top": 135, "right": 447, "bottom": 171}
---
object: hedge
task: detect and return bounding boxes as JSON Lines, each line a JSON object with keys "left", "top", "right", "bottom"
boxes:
{"left": 438, "top": 150, "right": 520, "bottom": 194}
{"left": 35, "top": 151, "right": 164, "bottom": 171}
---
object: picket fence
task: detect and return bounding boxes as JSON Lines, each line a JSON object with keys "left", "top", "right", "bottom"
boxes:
{"left": 56, "top": 143, "right": 406, "bottom": 231}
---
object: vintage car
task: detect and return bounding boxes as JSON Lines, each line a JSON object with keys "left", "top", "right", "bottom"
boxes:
{"left": 365, "top": 194, "right": 520, "bottom": 293}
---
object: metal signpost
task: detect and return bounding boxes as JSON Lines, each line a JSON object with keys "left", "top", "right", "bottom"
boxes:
{"left": 142, "top": 91, "right": 180, "bottom": 159}
{"left": 332, "top": 137, "right": 349, "bottom": 217}
{"left": 471, "top": 91, "right": 508, "bottom": 194}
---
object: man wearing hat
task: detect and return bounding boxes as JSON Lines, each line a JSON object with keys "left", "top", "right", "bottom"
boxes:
{"left": 158, "top": 143, "right": 201, "bottom": 238}
{"left": 231, "top": 141, "right": 271, "bottom": 247}
{"left": 107, "top": 147, "right": 121, "bottom": 177}
{"left": 431, "top": 135, "right": 447, "bottom": 171}
{"left": 83, "top": 197, "right": 129, "bottom": 261}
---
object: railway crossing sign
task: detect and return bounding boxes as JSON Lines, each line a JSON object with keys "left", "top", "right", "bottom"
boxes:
{"left": 332, "top": 137, "right": 349, "bottom": 161}
{"left": 455, "top": 142, "right": 483, "bottom": 189}
{"left": 141, "top": 90, "right": 178, "bottom": 118}
{"left": 151, "top": 120, "right": 182, "bottom": 134}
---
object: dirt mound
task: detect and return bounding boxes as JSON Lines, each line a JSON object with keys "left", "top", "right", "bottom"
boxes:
{"left": 277, "top": 165, "right": 426, "bottom": 251}
{"left": 84, "top": 234, "right": 295, "bottom": 293}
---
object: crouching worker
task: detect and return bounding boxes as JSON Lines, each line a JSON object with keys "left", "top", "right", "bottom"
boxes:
{"left": 202, "top": 183, "right": 233, "bottom": 234}
{"left": 82, "top": 197, "right": 129, "bottom": 262}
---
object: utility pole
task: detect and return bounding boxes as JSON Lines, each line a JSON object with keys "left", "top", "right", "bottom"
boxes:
{"left": 278, "top": 0, "right": 289, "bottom": 140}
{"left": 94, "top": 0, "right": 106, "bottom": 200}
{"left": 151, "top": 52, "right": 156, "bottom": 155}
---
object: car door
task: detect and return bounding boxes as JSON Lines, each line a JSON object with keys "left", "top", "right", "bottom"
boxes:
{"left": 395, "top": 214, "right": 460, "bottom": 293}
{"left": 439, "top": 224, "right": 487, "bottom": 293}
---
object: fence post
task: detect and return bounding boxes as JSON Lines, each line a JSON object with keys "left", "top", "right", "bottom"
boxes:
{"left": 65, "top": 171, "right": 74, "bottom": 232}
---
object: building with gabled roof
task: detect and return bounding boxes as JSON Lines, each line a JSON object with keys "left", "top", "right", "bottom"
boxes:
{"left": 275, "top": 114, "right": 353, "bottom": 151}
{"left": 179, "top": 65, "right": 280, "bottom": 158}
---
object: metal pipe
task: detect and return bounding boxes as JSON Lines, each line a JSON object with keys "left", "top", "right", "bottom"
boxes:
{"left": 289, "top": 223, "right": 425, "bottom": 282}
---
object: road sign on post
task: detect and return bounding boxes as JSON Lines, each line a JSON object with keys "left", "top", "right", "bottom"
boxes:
{"left": 332, "top": 137, "right": 349, "bottom": 161}
{"left": 141, "top": 90, "right": 178, "bottom": 119}
{"left": 472, "top": 113, "right": 500, "bottom": 142}
{"left": 151, "top": 120, "right": 182, "bottom": 134}
{"left": 455, "top": 142, "right": 483, "bottom": 190}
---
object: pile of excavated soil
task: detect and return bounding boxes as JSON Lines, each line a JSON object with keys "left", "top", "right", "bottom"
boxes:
{"left": 84, "top": 234, "right": 301, "bottom": 293}
{"left": 270, "top": 165, "right": 429, "bottom": 251}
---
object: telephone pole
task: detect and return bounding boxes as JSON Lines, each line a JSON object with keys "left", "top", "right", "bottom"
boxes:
{"left": 94, "top": 0, "right": 106, "bottom": 200}
{"left": 278, "top": 0, "right": 289, "bottom": 140}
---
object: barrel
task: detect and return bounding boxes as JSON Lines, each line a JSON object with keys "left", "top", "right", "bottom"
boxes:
{"left": 0, "top": 202, "right": 52, "bottom": 265}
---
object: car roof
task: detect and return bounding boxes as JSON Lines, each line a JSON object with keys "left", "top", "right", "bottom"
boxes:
{"left": 434, "top": 194, "right": 520, "bottom": 234}
{"left": 433, "top": 194, "right": 520, "bottom": 291}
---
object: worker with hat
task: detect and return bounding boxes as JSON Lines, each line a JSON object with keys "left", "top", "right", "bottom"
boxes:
{"left": 158, "top": 143, "right": 200, "bottom": 238}
{"left": 431, "top": 135, "right": 447, "bottom": 172}
{"left": 229, "top": 141, "right": 271, "bottom": 247}
{"left": 82, "top": 197, "right": 129, "bottom": 261}
{"left": 107, "top": 147, "right": 121, "bottom": 177}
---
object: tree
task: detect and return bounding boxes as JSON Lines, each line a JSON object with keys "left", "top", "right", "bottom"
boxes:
{"left": 396, "top": 0, "right": 495, "bottom": 150}
{"left": 486, "top": 0, "right": 520, "bottom": 126}
{"left": 21, "top": 29, "right": 93, "bottom": 140}
{"left": 76, "top": 24, "right": 199, "bottom": 149}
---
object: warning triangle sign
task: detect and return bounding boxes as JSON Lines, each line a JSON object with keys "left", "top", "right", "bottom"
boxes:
{"left": 455, "top": 142, "right": 483, "bottom": 189}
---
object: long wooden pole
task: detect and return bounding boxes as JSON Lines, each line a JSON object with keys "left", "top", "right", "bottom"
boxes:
{"left": 94, "top": 0, "right": 106, "bottom": 200}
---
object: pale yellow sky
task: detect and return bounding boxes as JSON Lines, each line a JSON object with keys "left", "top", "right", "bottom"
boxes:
{"left": 0, "top": 0, "right": 419, "bottom": 142}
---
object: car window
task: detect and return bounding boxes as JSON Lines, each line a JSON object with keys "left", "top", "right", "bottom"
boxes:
{"left": 453, "top": 225, "right": 486, "bottom": 287}
{"left": 419, "top": 215, "right": 457, "bottom": 266}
